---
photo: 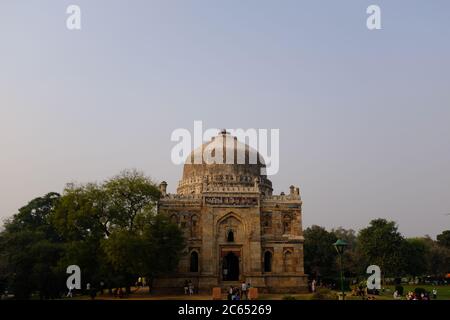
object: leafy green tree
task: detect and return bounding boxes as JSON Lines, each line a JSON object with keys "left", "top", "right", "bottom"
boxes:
{"left": 331, "top": 227, "right": 364, "bottom": 277}
{"left": 422, "top": 237, "right": 450, "bottom": 277}
{"left": 52, "top": 183, "right": 113, "bottom": 288}
{"left": 100, "top": 170, "right": 162, "bottom": 292}
{"left": 101, "top": 231, "right": 141, "bottom": 289}
{"left": 332, "top": 227, "right": 357, "bottom": 248}
{"left": 102, "top": 213, "right": 185, "bottom": 293}
{"left": 304, "top": 225, "right": 338, "bottom": 278}
{"left": 437, "top": 230, "right": 450, "bottom": 249}
{"left": 0, "top": 170, "right": 185, "bottom": 299}
{"left": 403, "top": 238, "right": 429, "bottom": 278}
{"left": 104, "top": 169, "right": 161, "bottom": 232}
{"left": 141, "top": 214, "right": 185, "bottom": 292}
{"left": 52, "top": 183, "right": 112, "bottom": 241}
{"left": 0, "top": 193, "right": 63, "bottom": 299}
{"left": 357, "top": 219, "right": 405, "bottom": 282}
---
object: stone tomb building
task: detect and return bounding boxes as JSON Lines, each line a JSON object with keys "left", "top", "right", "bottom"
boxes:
{"left": 156, "top": 131, "right": 307, "bottom": 293}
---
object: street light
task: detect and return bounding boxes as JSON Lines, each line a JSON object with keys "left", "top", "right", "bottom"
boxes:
{"left": 333, "top": 239, "right": 348, "bottom": 300}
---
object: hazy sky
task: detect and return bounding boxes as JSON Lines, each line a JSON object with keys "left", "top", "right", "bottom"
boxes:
{"left": 1, "top": 1, "right": 449, "bottom": 237}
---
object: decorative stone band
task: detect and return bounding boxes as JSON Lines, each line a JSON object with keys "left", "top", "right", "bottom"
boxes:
{"left": 204, "top": 196, "right": 258, "bottom": 207}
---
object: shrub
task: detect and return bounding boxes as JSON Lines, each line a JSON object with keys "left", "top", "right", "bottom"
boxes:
{"left": 395, "top": 285, "right": 404, "bottom": 296}
{"left": 310, "top": 288, "right": 337, "bottom": 300}
{"left": 282, "top": 295, "right": 297, "bottom": 300}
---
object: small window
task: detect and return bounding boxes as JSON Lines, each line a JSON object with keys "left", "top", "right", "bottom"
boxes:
{"left": 264, "top": 251, "right": 272, "bottom": 272}
{"left": 227, "top": 230, "right": 234, "bottom": 242}
{"left": 190, "top": 251, "right": 199, "bottom": 272}
{"left": 283, "top": 215, "right": 292, "bottom": 234}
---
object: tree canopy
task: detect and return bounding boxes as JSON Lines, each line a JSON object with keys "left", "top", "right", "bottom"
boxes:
{"left": 0, "top": 170, "right": 185, "bottom": 299}
{"left": 303, "top": 225, "right": 338, "bottom": 278}
{"left": 303, "top": 219, "right": 450, "bottom": 283}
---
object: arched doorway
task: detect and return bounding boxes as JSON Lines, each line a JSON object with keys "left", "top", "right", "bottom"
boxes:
{"left": 222, "top": 252, "right": 239, "bottom": 281}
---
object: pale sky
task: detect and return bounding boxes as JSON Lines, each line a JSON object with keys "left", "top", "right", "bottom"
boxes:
{"left": 1, "top": 1, "right": 449, "bottom": 237}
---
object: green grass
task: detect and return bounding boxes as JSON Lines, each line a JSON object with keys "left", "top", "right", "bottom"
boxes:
{"left": 381, "top": 284, "right": 450, "bottom": 300}
{"left": 259, "top": 285, "right": 450, "bottom": 300}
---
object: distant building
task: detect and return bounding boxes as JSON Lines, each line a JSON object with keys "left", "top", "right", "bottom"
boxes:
{"left": 156, "top": 130, "right": 307, "bottom": 293}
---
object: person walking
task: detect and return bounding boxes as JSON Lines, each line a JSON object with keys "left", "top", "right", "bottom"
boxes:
{"left": 227, "top": 286, "right": 233, "bottom": 300}
{"left": 184, "top": 281, "right": 189, "bottom": 295}
{"left": 67, "top": 285, "right": 73, "bottom": 298}
{"left": 188, "top": 281, "right": 194, "bottom": 295}
{"left": 311, "top": 279, "right": 317, "bottom": 293}
{"left": 241, "top": 281, "right": 248, "bottom": 300}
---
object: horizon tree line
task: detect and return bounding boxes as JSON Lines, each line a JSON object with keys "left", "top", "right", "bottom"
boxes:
{"left": 0, "top": 168, "right": 449, "bottom": 299}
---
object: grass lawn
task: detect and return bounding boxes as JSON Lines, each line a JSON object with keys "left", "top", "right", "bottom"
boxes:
{"left": 381, "top": 284, "right": 450, "bottom": 300}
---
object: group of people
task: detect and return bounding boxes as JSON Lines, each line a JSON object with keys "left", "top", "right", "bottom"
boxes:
{"left": 183, "top": 280, "right": 195, "bottom": 295}
{"left": 67, "top": 282, "right": 101, "bottom": 300}
{"left": 401, "top": 289, "right": 437, "bottom": 300}
{"left": 66, "top": 281, "right": 129, "bottom": 299}
{"left": 227, "top": 281, "right": 251, "bottom": 300}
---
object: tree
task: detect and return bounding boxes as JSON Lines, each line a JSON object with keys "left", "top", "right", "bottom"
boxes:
{"left": 141, "top": 214, "right": 185, "bottom": 292}
{"left": 437, "top": 230, "right": 450, "bottom": 249}
{"left": 422, "top": 236, "right": 450, "bottom": 277}
{"left": 403, "top": 238, "right": 429, "bottom": 278}
{"left": 104, "top": 169, "right": 161, "bottom": 232}
{"left": 304, "top": 225, "right": 338, "bottom": 278}
{"left": 100, "top": 170, "right": 163, "bottom": 292}
{"left": 332, "top": 227, "right": 357, "bottom": 248}
{"left": 357, "top": 219, "right": 405, "bottom": 281}
{"left": 52, "top": 183, "right": 113, "bottom": 288}
{"left": 0, "top": 193, "right": 63, "bottom": 299}
{"left": 0, "top": 170, "right": 185, "bottom": 299}
{"left": 102, "top": 214, "right": 185, "bottom": 293}
{"left": 331, "top": 227, "right": 363, "bottom": 277}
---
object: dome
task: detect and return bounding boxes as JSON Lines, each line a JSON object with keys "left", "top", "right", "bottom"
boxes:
{"left": 177, "top": 130, "right": 273, "bottom": 195}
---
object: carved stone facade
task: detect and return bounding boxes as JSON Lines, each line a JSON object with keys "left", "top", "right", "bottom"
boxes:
{"left": 155, "top": 131, "right": 307, "bottom": 293}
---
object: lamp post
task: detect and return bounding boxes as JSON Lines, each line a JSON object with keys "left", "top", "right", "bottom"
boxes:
{"left": 333, "top": 239, "right": 348, "bottom": 300}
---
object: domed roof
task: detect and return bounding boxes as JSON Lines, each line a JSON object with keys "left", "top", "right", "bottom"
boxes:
{"left": 177, "top": 130, "right": 273, "bottom": 195}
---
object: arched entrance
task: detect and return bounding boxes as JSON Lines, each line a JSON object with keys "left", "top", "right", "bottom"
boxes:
{"left": 222, "top": 252, "right": 239, "bottom": 281}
